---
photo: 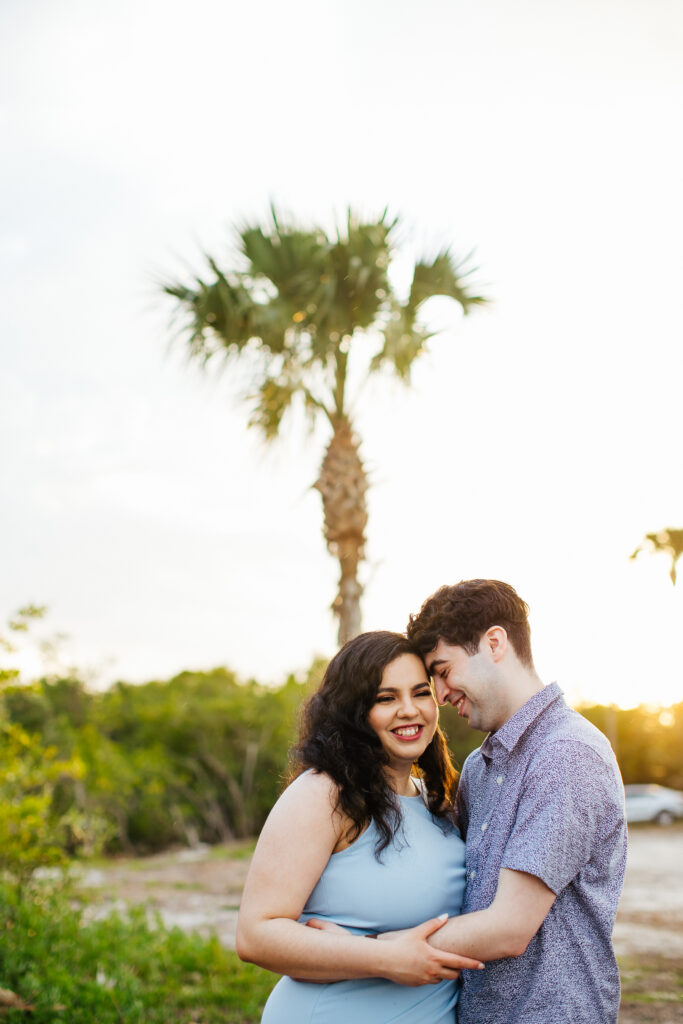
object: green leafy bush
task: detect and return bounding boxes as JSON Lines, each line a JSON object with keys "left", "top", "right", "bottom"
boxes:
{"left": 0, "top": 882, "right": 278, "bottom": 1023}
{"left": 0, "top": 722, "right": 86, "bottom": 887}
{"left": 0, "top": 664, "right": 321, "bottom": 857}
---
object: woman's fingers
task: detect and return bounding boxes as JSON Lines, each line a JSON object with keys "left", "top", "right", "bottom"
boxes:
{"left": 434, "top": 967, "right": 463, "bottom": 981}
{"left": 437, "top": 949, "right": 484, "bottom": 971}
{"left": 305, "top": 918, "right": 344, "bottom": 933}
{"left": 413, "top": 916, "right": 485, "bottom": 971}
{"left": 450, "top": 953, "right": 485, "bottom": 970}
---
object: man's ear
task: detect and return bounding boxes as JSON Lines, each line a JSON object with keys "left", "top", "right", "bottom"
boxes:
{"left": 485, "top": 626, "right": 508, "bottom": 663}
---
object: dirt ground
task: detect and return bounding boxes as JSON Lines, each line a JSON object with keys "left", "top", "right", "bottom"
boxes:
{"left": 78, "top": 843, "right": 249, "bottom": 948}
{"left": 77, "top": 824, "right": 683, "bottom": 1021}
{"left": 613, "top": 825, "right": 683, "bottom": 1022}
{"left": 613, "top": 825, "right": 683, "bottom": 961}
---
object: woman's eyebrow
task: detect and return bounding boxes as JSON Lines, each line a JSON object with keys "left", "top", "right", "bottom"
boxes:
{"left": 376, "top": 682, "right": 431, "bottom": 694}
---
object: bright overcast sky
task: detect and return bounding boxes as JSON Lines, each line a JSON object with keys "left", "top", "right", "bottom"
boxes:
{"left": 2, "top": 0, "right": 683, "bottom": 708}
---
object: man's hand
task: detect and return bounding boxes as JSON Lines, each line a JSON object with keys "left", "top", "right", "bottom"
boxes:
{"left": 306, "top": 916, "right": 484, "bottom": 986}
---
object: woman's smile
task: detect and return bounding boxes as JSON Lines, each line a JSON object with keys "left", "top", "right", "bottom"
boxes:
{"left": 391, "top": 724, "right": 424, "bottom": 740}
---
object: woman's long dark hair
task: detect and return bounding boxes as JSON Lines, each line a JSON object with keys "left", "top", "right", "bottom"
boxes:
{"left": 292, "top": 631, "right": 458, "bottom": 856}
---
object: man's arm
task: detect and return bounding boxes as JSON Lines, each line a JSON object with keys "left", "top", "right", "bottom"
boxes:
{"left": 423, "top": 868, "right": 556, "bottom": 960}
{"left": 306, "top": 868, "right": 553, "bottom": 971}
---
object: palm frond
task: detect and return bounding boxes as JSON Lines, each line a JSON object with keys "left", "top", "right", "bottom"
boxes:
{"left": 370, "top": 247, "right": 489, "bottom": 380}
{"left": 409, "top": 249, "right": 488, "bottom": 316}
{"left": 317, "top": 211, "right": 396, "bottom": 337}
{"left": 247, "top": 376, "right": 299, "bottom": 441}
{"left": 370, "top": 310, "right": 432, "bottom": 380}
{"left": 239, "top": 220, "right": 328, "bottom": 306}
{"left": 235, "top": 208, "right": 404, "bottom": 357}
{"left": 630, "top": 528, "right": 683, "bottom": 585}
{"left": 163, "top": 262, "right": 257, "bottom": 363}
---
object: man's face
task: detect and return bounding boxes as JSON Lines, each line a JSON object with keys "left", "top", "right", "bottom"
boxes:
{"left": 425, "top": 636, "right": 509, "bottom": 733}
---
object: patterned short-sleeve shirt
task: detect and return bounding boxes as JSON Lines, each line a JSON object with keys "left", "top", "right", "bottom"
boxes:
{"left": 455, "top": 682, "right": 627, "bottom": 1024}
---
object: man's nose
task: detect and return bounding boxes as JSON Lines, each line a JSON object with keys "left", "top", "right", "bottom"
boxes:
{"left": 433, "top": 678, "right": 448, "bottom": 705}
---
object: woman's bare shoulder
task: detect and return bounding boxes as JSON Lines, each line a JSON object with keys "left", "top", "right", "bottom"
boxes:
{"left": 272, "top": 769, "right": 366, "bottom": 856}
{"left": 253, "top": 770, "right": 345, "bottom": 857}
{"left": 284, "top": 768, "right": 341, "bottom": 810}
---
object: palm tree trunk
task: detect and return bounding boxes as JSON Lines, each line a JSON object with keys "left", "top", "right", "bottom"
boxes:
{"left": 314, "top": 420, "right": 368, "bottom": 646}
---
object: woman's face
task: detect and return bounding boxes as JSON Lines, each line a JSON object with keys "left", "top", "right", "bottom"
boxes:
{"left": 367, "top": 653, "right": 438, "bottom": 770}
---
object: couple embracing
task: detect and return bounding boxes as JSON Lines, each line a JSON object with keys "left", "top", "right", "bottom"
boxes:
{"left": 237, "top": 579, "right": 627, "bottom": 1023}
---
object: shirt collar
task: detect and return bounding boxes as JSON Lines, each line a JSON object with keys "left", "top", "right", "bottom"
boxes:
{"left": 480, "top": 681, "right": 564, "bottom": 763}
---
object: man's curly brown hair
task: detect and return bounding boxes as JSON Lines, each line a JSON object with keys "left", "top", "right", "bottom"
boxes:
{"left": 406, "top": 579, "right": 534, "bottom": 668}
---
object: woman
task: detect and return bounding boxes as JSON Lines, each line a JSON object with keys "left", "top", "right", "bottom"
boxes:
{"left": 236, "top": 631, "right": 482, "bottom": 1023}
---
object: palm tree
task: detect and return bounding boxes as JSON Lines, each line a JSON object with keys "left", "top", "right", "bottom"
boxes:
{"left": 630, "top": 528, "right": 683, "bottom": 584}
{"left": 163, "top": 207, "right": 487, "bottom": 645}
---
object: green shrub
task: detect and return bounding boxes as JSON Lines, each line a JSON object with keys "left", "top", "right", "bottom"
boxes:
{"left": 1, "top": 665, "right": 320, "bottom": 856}
{"left": 0, "top": 883, "right": 278, "bottom": 1023}
{"left": 0, "top": 723, "right": 86, "bottom": 887}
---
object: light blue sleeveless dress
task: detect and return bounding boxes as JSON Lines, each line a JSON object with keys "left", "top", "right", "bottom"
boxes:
{"left": 260, "top": 790, "right": 467, "bottom": 1024}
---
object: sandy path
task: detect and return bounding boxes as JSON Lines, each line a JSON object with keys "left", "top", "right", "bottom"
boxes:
{"left": 77, "top": 825, "right": 683, "bottom": 960}
{"left": 78, "top": 844, "right": 248, "bottom": 947}
{"left": 612, "top": 825, "right": 683, "bottom": 959}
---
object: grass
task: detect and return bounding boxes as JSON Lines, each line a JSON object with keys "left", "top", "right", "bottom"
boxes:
{"left": 618, "top": 957, "right": 683, "bottom": 1022}
{"left": 76, "top": 838, "right": 257, "bottom": 872}
{"left": 208, "top": 840, "right": 257, "bottom": 861}
{"left": 3, "top": 877, "right": 681, "bottom": 1024}
{"left": 0, "top": 883, "right": 278, "bottom": 1023}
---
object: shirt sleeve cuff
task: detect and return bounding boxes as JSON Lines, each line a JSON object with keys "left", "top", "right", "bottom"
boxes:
{"left": 499, "top": 857, "right": 564, "bottom": 896}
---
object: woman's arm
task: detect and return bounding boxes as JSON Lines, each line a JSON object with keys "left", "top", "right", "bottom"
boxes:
{"left": 236, "top": 771, "right": 482, "bottom": 986}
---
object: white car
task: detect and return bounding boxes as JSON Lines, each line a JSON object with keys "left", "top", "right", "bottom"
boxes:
{"left": 624, "top": 784, "right": 683, "bottom": 825}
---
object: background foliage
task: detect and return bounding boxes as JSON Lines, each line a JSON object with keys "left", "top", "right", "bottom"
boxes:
{"left": 1, "top": 660, "right": 681, "bottom": 864}
{"left": 0, "top": 662, "right": 324, "bottom": 857}
{"left": 0, "top": 882, "right": 277, "bottom": 1023}
{"left": 1, "top": 630, "right": 680, "bottom": 1021}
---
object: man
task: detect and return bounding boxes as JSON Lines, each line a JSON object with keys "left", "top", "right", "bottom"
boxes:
{"left": 404, "top": 579, "right": 627, "bottom": 1023}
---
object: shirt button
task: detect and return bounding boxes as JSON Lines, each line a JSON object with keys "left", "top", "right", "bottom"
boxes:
{"left": 481, "top": 822, "right": 488, "bottom": 832}
{"left": 496, "top": 776, "right": 503, "bottom": 785}
{"left": 470, "top": 870, "right": 476, "bottom": 879}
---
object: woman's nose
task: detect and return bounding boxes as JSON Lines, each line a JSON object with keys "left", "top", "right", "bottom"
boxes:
{"left": 397, "top": 696, "right": 418, "bottom": 716}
